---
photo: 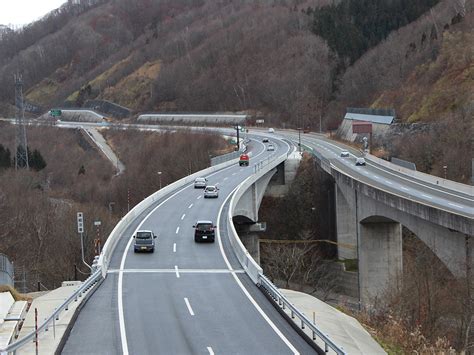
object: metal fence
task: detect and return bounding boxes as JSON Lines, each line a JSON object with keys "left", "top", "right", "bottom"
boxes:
{"left": 0, "top": 253, "right": 14, "bottom": 287}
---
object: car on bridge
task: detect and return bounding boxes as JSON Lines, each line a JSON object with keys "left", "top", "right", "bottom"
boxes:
{"left": 340, "top": 151, "right": 350, "bottom": 157}
{"left": 239, "top": 153, "right": 249, "bottom": 166}
{"left": 194, "top": 177, "right": 207, "bottom": 188}
{"left": 267, "top": 144, "right": 275, "bottom": 151}
{"left": 204, "top": 185, "right": 219, "bottom": 198}
{"left": 355, "top": 157, "right": 366, "bottom": 166}
{"left": 133, "top": 230, "right": 157, "bottom": 253}
{"left": 262, "top": 138, "right": 269, "bottom": 143}
{"left": 193, "top": 221, "right": 216, "bottom": 242}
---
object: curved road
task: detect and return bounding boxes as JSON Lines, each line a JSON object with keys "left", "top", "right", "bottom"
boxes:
{"left": 280, "top": 131, "right": 473, "bottom": 219}
{"left": 63, "top": 138, "right": 315, "bottom": 354}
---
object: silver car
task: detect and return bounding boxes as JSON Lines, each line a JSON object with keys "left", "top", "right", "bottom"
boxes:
{"left": 355, "top": 157, "right": 366, "bottom": 166}
{"left": 267, "top": 144, "right": 275, "bottom": 151}
{"left": 340, "top": 151, "right": 350, "bottom": 157}
{"left": 204, "top": 185, "right": 219, "bottom": 198}
{"left": 194, "top": 177, "right": 207, "bottom": 188}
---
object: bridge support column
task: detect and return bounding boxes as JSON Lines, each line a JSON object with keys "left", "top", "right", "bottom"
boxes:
{"left": 359, "top": 220, "right": 402, "bottom": 306}
{"left": 335, "top": 185, "right": 357, "bottom": 259}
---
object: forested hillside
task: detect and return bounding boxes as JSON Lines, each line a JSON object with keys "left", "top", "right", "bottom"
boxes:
{"left": 0, "top": 0, "right": 471, "bottom": 179}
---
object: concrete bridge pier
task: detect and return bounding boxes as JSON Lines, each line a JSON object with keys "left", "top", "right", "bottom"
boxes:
{"left": 359, "top": 217, "right": 403, "bottom": 305}
{"left": 335, "top": 185, "right": 357, "bottom": 260}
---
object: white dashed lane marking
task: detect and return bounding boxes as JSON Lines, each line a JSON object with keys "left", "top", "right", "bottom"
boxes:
{"left": 184, "top": 298, "right": 195, "bottom": 316}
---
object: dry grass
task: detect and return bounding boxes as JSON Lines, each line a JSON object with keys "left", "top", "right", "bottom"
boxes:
{"left": 354, "top": 310, "right": 456, "bottom": 354}
{"left": 0, "top": 285, "right": 31, "bottom": 301}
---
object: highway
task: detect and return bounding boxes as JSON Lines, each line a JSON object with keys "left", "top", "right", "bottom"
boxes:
{"left": 63, "top": 137, "right": 316, "bottom": 354}
{"left": 280, "top": 131, "right": 473, "bottom": 219}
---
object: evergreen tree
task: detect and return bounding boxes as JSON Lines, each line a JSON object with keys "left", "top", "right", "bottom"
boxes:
{"left": 78, "top": 165, "right": 86, "bottom": 175}
{"left": 29, "top": 149, "right": 47, "bottom": 171}
{"left": 0, "top": 144, "right": 11, "bottom": 169}
{"left": 311, "top": 0, "right": 441, "bottom": 64}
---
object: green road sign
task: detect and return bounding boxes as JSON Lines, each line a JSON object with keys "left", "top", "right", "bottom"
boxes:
{"left": 50, "top": 109, "right": 62, "bottom": 117}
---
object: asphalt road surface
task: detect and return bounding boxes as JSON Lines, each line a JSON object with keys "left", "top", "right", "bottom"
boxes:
{"left": 63, "top": 137, "right": 316, "bottom": 355}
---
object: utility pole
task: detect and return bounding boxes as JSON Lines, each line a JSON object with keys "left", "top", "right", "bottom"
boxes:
{"left": 14, "top": 74, "right": 29, "bottom": 170}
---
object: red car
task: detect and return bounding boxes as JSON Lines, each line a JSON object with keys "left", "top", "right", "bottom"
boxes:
{"left": 239, "top": 153, "right": 249, "bottom": 166}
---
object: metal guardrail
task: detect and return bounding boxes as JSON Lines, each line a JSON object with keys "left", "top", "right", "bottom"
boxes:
{"left": 0, "top": 253, "right": 14, "bottom": 287}
{"left": 0, "top": 270, "right": 102, "bottom": 354}
{"left": 259, "top": 275, "right": 346, "bottom": 355}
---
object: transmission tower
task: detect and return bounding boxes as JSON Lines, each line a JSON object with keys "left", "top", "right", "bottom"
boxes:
{"left": 14, "top": 74, "right": 29, "bottom": 169}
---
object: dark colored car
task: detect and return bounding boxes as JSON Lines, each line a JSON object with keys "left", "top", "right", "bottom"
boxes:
{"left": 193, "top": 221, "right": 216, "bottom": 243}
{"left": 133, "top": 230, "right": 157, "bottom": 252}
{"left": 239, "top": 153, "right": 249, "bottom": 166}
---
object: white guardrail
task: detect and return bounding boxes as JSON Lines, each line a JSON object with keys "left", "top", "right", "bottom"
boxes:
{"left": 227, "top": 143, "right": 346, "bottom": 355}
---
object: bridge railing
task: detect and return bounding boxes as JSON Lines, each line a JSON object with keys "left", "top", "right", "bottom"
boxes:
{"left": 259, "top": 275, "right": 345, "bottom": 355}
{"left": 227, "top": 142, "right": 346, "bottom": 354}
{"left": 0, "top": 270, "right": 102, "bottom": 354}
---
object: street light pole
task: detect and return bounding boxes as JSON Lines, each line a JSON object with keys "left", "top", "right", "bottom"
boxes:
{"left": 157, "top": 171, "right": 162, "bottom": 189}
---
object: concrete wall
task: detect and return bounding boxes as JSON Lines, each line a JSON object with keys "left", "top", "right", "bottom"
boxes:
{"left": 336, "top": 119, "right": 390, "bottom": 142}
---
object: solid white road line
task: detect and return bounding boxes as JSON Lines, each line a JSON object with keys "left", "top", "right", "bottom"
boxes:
{"left": 173, "top": 243, "right": 176, "bottom": 253}
{"left": 184, "top": 298, "right": 195, "bottom": 316}
{"left": 188, "top": 203, "right": 193, "bottom": 209}
{"left": 207, "top": 346, "right": 215, "bottom": 355}
{"left": 181, "top": 213, "right": 186, "bottom": 220}
{"left": 197, "top": 195, "right": 202, "bottom": 199}
{"left": 215, "top": 184, "right": 299, "bottom": 355}
{"left": 176, "top": 227, "right": 180, "bottom": 234}
{"left": 175, "top": 265, "right": 180, "bottom": 278}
